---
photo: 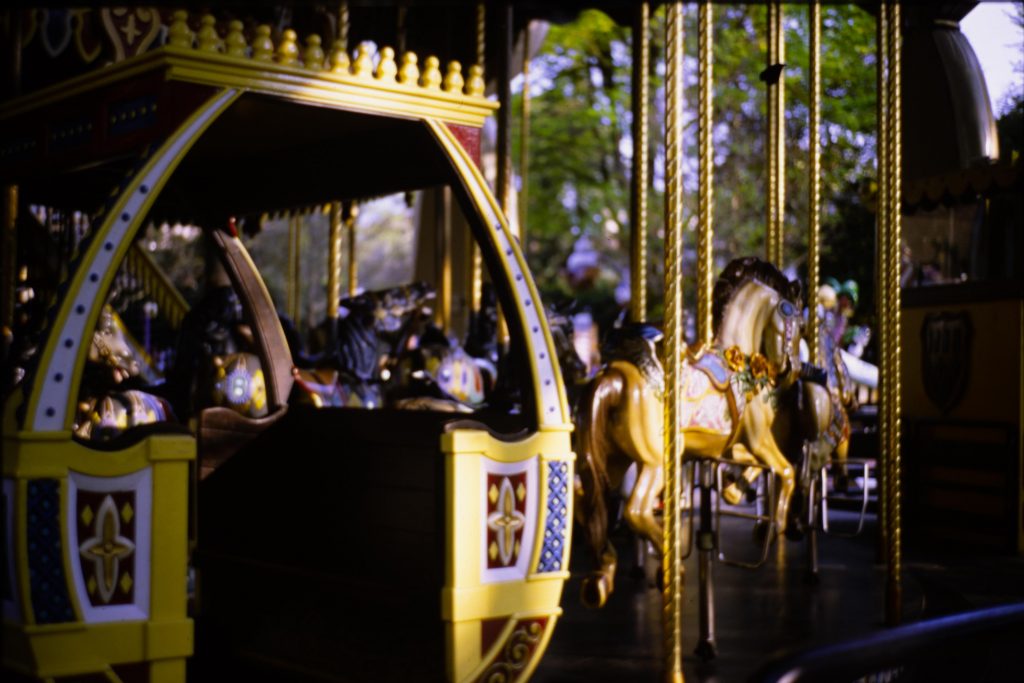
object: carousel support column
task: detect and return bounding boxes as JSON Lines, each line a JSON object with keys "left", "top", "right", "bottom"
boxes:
{"left": 436, "top": 187, "right": 452, "bottom": 332}
{"left": 875, "top": 1, "right": 891, "bottom": 589}
{"left": 630, "top": 2, "right": 650, "bottom": 323}
{"left": 470, "top": 1, "right": 486, "bottom": 315}
{"left": 807, "top": 1, "right": 822, "bottom": 368}
{"left": 662, "top": 3, "right": 686, "bottom": 681}
{"left": 697, "top": 0, "right": 714, "bottom": 346}
{"left": 2, "top": 185, "right": 16, "bottom": 347}
{"left": 291, "top": 214, "right": 303, "bottom": 328}
{"left": 338, "top": 1, "right": 349, "bottom": 53}
{"left": 805, "top": 0, "right": 823, "bottom": 581}
{"left": 345, "top": 202, "right": 359, "bottom": 297}
{"left": 328, "top": 201, "right": 343, "bottom": 342}
{"left": 883, "top": 0, "right": 904, "bottom": 627}
{"left": 765, "top": 2, "right": 778, "bottom": 265}
{"left": 696, "top": 461, "right": 717, "bottom": 660}
{"left": 495, "top": 0, "right": 514, "bottom": 345}
{"left": 774, "top": 2, "right": 786, "bottom": 267}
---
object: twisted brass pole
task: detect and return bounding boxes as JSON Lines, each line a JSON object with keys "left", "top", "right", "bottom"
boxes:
{"left": 328, "top": 201, "right": 343, "bottom": 320}
{"left": 630, "top": 2, "right": 650, "bottom": 324}
{"left": 697, "top": 0, "right": 714, "bottom": 346}
{"left": 345, "top": 202, "right": 359, "bottom": 297}
{"left": 774, "top": 2, "right": 786, "bottom": 267}
{"left": 471, "top": 2, "right": 486, "bottom": 314}
{"left": 875, "top": 2, "right": 891, "bottom": 607}
{"left": 338, "top": 1, "right": 349, "bottom": 52}
{"left": 807, "top": 1, "right": 821, "bottom": 365}
{"left": 663, "top": 3, "right": 686, "bottom": 681}
{"left": 765, "top": 2, "right": 778, "bottom": 265}
{"left": 885, "top": 0, "right": 904, "bottom": 627}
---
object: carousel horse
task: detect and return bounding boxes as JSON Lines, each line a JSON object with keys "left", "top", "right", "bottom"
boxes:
{"left": 545, "top": 305, "right": 589, "bottom": 406}
{"left": 574, "top": 257, "right": 803, "bottom": 607}
{"left": 75, "top": 306, "right": 176, "bottom": 441}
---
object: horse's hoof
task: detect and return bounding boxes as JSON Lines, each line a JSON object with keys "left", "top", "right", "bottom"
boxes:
{"left": 694, "top": 639, "right": 717, "bottom": 661}
{"left": 722, "top": 482, "right": 744, "bottom": 506}
{"left": 580, "top": 576, "right": 609, "bottom": 609}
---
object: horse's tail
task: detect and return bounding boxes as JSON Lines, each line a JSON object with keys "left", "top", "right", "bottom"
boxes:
{"left": 573, "top": 367, "right": 625, "bottom": 607}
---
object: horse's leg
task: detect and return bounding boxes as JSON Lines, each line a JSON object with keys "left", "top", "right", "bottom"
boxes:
{"left": 620, "top": 383, "right": 666, "bottom": 552}
{"left": 743, "top": 401, "right": 796, "bottom": 536}
{"left": 576, "top": 457, "right": 618, "bottom": 609}
{"left": 722, "top": 445, "right": 762, "bottom": 505}
{"left": 624, "top": 462, "right": 664, "bottom": 551}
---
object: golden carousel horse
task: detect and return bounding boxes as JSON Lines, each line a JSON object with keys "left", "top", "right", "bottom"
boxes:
{"left": 574, "top": 257, "right": 803, "bottom": 607}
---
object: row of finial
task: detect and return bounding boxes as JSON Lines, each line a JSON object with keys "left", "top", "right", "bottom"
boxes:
{"left": 167, "top": 11, "right": 486, "bottom": 98}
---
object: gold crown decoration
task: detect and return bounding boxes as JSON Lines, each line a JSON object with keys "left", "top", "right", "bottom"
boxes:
{"left": 165, "top": 11, "right": 488, "bottom": 99}
{"left": 2, "top": 9, "right": 496, "bottom": 128}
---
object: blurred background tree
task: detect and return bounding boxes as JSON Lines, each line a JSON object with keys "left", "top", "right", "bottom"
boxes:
{"left": 513, "top": 4, "right": 879, "bottom": 330}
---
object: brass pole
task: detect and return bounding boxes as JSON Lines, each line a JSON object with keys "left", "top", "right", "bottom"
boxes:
{"left": 496, "top": 1, "right": 514, "bottom": 220}
{"left": 663, "top": 4, "right": 686, "bottom": 681}
{"left": 328, "top": 201, "right": 343, "bottom": 320}
{"left": 338, "top": 1, "right": 349, "bottom": 52}
{"left": 765, "top": 2, "right": 778, "bottom": 265}
{"left": 697, "top": 0, "right": 714, "bottom": 346}
{"left": 496, "top": 1, "right": 513, "bottom": 345}
{"left": 293, "top": 214, "right": 303, "bottom": 328}
{"left": 629, "top": 2, "right": 650, "bottom": 324}
{"left": 774, "top": 2, "right": 786, "bottom": 268}
{"left": 807, "top": 2, "right": 821, "bottom": 365}
{"left": 2, "top": 185, "right": 16, "bottom": 336}
{"left": 471, "top": 2, "right": 486, "bottom": 313}
{"left": 286, "top": 213, "right": 296, "bottom": 320}
{"left": 875, "top": 2, "right": 891, "bottom": 600}
{"left": 884, "top": 0, "right": 903, "bottom": 627}
{"left": 345, "top": 202, "right": 359, "bottom": 297}
{"left": 520, "top": 21, "right": 531, "bottom": 245}
{"left": 436, "top": 187, "right": 452, "bottom": 332}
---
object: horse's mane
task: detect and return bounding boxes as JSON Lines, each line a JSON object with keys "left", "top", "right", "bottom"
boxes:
{"left": 711, "top": 257, "right": 801, "bottom": 332}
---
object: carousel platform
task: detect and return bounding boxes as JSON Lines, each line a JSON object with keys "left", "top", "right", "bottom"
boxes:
{"left": 535, "top": 506, "right": 1024, "bottom": 683}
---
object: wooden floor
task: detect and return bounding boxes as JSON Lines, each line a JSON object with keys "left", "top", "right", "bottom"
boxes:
{"left": 534, "top": 505, "right": 1024, "bottom": 683}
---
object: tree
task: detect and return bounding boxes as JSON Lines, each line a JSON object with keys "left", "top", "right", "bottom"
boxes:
{"left": 513, "top": 5, "right": 880, "bottom": 324}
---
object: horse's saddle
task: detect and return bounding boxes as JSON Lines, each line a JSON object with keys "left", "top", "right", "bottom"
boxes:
{"left": 689, "top": 350, "right": 733, "bottom": 392}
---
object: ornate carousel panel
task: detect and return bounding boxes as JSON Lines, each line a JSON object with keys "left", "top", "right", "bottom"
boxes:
{"left": 67, "top": 468, "right": 152, "bottom": 623}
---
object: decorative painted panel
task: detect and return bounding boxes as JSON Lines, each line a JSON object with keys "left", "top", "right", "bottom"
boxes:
{"left": 475, "top": 617, "right": 549, "bottom": 683}
{"left": 27, "top": 479, "right": 75, "bottom": 624}
{"left": 481, "top": 458, "right": 536, "bottom": 584}
{"left": 536, "top": 461, "right": 570, "bottom": 573}
{"left": 2, "top": 478, "right": 20, "bottom": 622}
{"left": 67, "top": 468, "right": 151, "bottom": 622}
{"left": 486, "top": 472, "right": 528, "bottom": 570}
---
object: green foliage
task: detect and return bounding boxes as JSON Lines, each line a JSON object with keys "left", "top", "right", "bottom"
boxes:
{"left": 515, "top": 4, "right": 879, "bottom": 321}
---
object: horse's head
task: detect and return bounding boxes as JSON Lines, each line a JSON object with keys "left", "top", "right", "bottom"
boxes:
{"left": 764, "top": 297, "right": 803, "bottom": 389}
{"left": 546, "top": 305, "right": 588, "bottom": 389}
{"left": 89, "top": 306, "right": 141, "bottom": 383}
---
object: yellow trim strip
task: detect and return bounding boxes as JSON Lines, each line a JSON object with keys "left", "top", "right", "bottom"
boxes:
{"left": 25, "top": 89, "right": 240, "bottom": 433}
{"left": 426, "top": 120, "right": 570, "bottom": 427}
{"left": 1, "top": 46, "right": 497, "bottom": 129}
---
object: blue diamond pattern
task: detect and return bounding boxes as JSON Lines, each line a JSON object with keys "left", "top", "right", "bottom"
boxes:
{"left": 536, "top": 461, "right": 569, "bottom": 573}
{"left": 27, "top": 479, "right": 74, "bottom": 624}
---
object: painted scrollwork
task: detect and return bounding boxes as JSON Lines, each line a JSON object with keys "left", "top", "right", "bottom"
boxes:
{"left": 479, "top": 619, "right": 546, "bottom": 683}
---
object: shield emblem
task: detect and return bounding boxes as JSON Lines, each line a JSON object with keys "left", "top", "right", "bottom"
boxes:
{"left": 921, "top": 311, "right": 972, "bottom": 413}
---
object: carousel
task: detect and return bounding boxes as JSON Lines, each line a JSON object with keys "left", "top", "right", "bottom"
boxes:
{"left": 1, "top": 8, "right": 572, "bottom": 682}
{"left": 3, "top": 2, "right": 1023, "bottom": 683}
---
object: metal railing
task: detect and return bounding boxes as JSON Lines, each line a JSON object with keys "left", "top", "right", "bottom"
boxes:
{"left": 750, "top": 601, "right": 1024, "bottom": 683}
